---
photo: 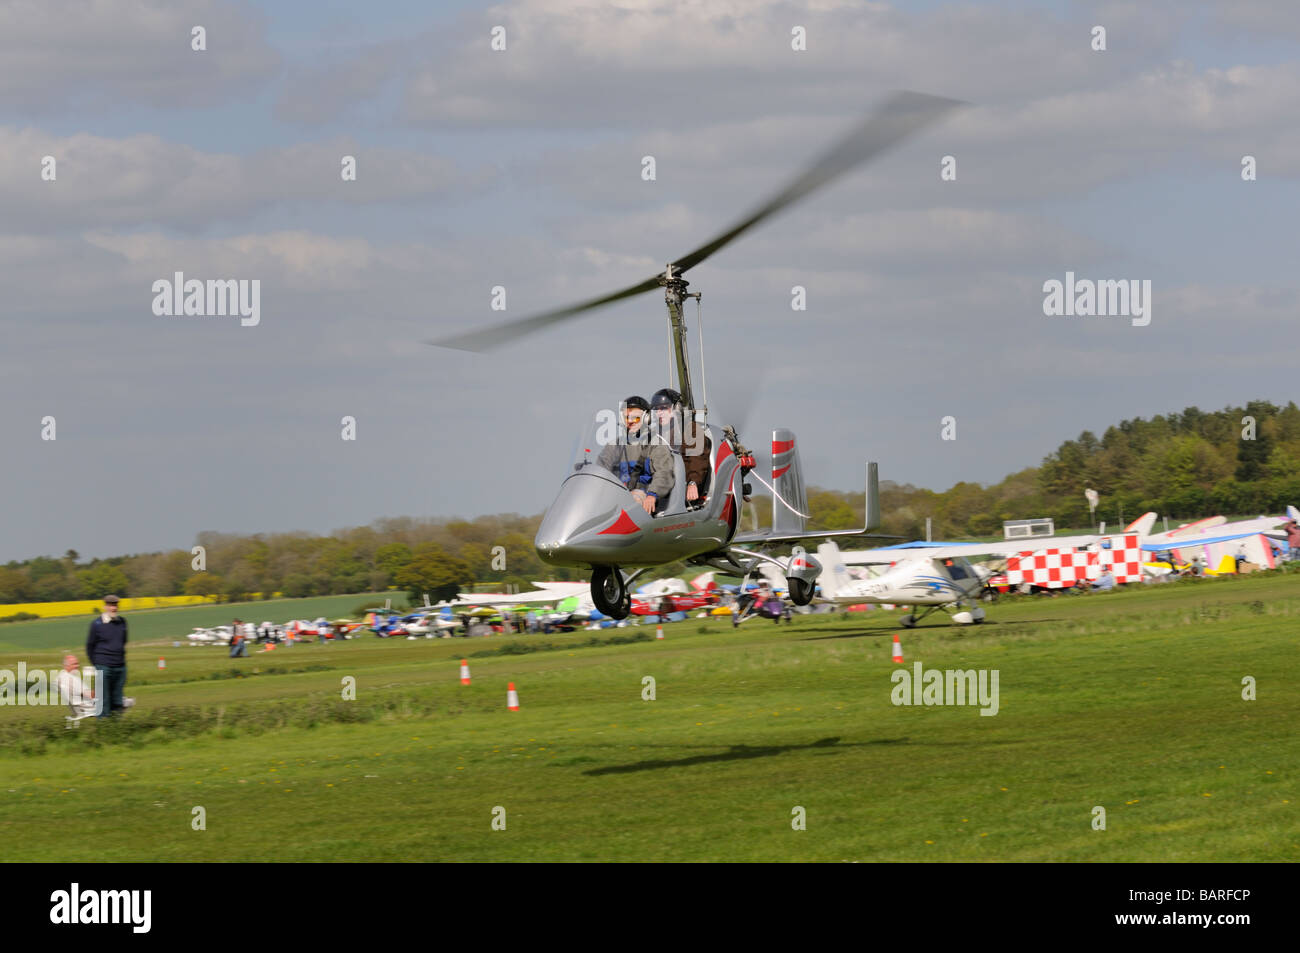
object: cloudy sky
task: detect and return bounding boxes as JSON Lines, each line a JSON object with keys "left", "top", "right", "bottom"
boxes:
{"left": 2, "top": 0, "right": 1298, "bottom": 562}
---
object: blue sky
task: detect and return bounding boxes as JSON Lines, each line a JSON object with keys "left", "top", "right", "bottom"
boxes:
{"left": 2, "top": 0, "right": 1298, "bottom": 561}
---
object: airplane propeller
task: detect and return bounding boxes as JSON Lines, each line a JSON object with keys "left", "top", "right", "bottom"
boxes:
{"left": 431, "top": 90, "right": 964, "bottom": 352}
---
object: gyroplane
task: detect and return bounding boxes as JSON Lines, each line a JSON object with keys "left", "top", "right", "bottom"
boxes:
{"left": 433, "top": 93, "right": 961, "bottom": 618}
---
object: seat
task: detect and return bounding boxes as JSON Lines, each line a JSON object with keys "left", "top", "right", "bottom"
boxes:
{"left": 659, "top": 454, "right": 688, "bottom": 514}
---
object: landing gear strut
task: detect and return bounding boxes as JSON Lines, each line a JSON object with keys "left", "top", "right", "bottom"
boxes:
{"left": 901, "top": 599, "right": 986, "bottom": 628}
{"left": 591, "top": 565, "right": 630, "bottom": 620}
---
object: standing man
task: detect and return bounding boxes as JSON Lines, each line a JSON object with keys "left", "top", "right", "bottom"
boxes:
{"left": 229, "top": 619, "right": 249, "bottom": 657}
{"left": 1285, "top": 520, "right": 1300, "bottom": 561}
{"left": 86, "top": 595, "right": 128, "bottom": 718}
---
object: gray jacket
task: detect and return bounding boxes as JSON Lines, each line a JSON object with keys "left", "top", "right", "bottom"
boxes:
{"left": 597, "top": 426, "right": 675, "bottom": 502}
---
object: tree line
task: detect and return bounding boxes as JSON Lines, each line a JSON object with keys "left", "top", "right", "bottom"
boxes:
{"left": 4, "top": 401, "right": 1295, "bottom": 605}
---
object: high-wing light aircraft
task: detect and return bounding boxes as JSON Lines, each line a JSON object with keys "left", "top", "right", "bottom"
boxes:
{"left": 816, "top": 541, "right": 995, "bottom": 626}
{"left": 432, "top": 93, "right": 963, "bottom": 617}
{"left": 818, "top": 508, "right": 1296, "bottom": 626}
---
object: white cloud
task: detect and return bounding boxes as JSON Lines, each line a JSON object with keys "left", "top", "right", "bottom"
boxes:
{"left": 0, "top": 128, "right": 494, "bottom": 230}
{"left": 0, "top": 0, "right": 280, "bottom": 111}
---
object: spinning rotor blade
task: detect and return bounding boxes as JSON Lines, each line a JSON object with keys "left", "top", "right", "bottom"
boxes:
{"left": 432, "top": 274, "right": 662, "bottom": 352}
{"left": 668, "top": 90, "right": 962, "bottom": 274}
{"left": 430, "top": 91, "right": 963, "bottom": 352}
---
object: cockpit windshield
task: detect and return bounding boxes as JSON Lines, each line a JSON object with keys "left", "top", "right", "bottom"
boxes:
{"left": 569, "top": 406, "right": 669, "bottom": 484}
{"left": 567, "top": 404, "right": 713, "bottom": 515}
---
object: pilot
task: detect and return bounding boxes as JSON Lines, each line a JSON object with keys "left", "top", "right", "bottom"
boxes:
{"left": 649, "top": 388, "right": 711, "bottom": 507}
{"left": 598, "top": 395, "right": 673, "bottom": 515}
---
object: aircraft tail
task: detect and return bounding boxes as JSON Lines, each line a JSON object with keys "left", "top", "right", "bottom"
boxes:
{"left": 689, "top": 571, "right": 716, "bottom": 592}
{"left": 1125, "top": 512, "right": 1157, "bottom": 536}
{"left": 771, "top": 429, "right": 809, "bottom": 536}
{"left": 815, "top": 541, "right": 854, "bottom": 599}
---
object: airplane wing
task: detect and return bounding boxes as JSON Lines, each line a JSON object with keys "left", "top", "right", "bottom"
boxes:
{"left": 530, "top": 582, "right": 592, "bottom": 595}
{"left": 448, "top": 585, "right": 588, "bottom": 608}
{"left": 835, "top": 516, "right": 1292, "bottom": 565}
{"left": 836, "top": 535, "right": 1105, "bottom": 564}
{"left": 1144, "top": 515, "right": 1288, "bottom": 546}
{"left": 1138, "top": 528, "right": 1282, "bottom": 551}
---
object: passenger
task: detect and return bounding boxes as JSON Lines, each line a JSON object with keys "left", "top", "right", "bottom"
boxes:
{"left": 648, "top": 388, "right": 711, "bottom": 507}
{"left": 598, "top": 395, "right": 673, "bottom": 515}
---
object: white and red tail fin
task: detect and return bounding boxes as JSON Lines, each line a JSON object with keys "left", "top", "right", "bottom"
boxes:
{"left": 689, "top": 571, "right": 716, "bottom": 592}
{"left": 815, "top": 542, "right": 854, "bottom": 599}
{"left": 771, "top": 429, "right": 808, "bottom": 536}
{"left": 1125, "top": 512, "right": 1157, "bottom": 536}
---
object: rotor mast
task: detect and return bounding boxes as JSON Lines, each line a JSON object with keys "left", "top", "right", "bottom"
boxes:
{"left": 660, "top": 264, "right": 697, "bottom": 411}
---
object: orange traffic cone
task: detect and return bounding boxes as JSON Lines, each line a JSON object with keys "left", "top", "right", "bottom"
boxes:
{"left": 158, "top": 657, "right": 166, "bottom": 670}
{"left": 507, "top": 682, "right": 519, "bottom": 711}
{"left": 655, "top": 624, "right": 664, "bottom": 640}
{"left": 892, "top": 634, "right": 904, "bottom": 664}
{"left": 460, "top": 660, "right": 471, "bottom": 685}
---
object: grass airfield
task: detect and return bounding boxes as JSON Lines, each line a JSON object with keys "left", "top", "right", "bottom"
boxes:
{"left": 0, "top": 576, "right": 1295, "bottom": 862}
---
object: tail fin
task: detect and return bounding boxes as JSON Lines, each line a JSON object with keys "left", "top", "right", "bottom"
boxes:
{"left": 816, "top": 542, "right": 854, "bottom": 598}
{"left": 689, "top": 571, "right": 716, "bottom": 592}
{"left": 1125, "top": 512, "right": 1157, "bottom": 536}
{"left": 771, "top": 429, "right": 809, "bottom": 536}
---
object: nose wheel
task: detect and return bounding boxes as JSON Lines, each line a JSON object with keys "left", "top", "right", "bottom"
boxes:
{"left": 591, "top": 565, "right": 631, "bottom": 619}
{"left": 788, "top": 577, "right": 815, "bottom": 606}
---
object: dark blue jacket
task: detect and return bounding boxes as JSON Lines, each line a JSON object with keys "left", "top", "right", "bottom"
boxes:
{"left": 87, "top": 615, "right": 129, "bottom": 667}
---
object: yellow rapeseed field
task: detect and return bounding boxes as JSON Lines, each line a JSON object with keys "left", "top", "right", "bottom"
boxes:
{"left": 2, "top": 595, "right": 220, "bottom": 619}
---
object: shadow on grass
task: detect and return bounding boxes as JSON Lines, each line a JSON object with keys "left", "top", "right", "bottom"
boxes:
{"left": 582, "top": 736, "right": 905, "bottom": 775}
{"left": 800, "top": 619, "right": 1065, "bottom": 641}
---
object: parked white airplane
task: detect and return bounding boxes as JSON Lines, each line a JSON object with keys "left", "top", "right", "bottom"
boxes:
{"left": 816, "top": 542, "right": 991, "bottom": 626}
{"left": 187, "top": 625, "right": 234, "bottom": 645}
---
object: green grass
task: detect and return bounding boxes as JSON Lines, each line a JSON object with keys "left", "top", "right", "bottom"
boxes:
{"left": 0, "top": 591, "right": 405, "bottom": 651}
{"left": 0, "top": 575, "right": 1295, "bottom": 861}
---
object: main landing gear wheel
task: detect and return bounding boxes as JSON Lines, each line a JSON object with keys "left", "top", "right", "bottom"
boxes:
{"left": 899, "top": 614, "right": 917, "bottom": 628}
{"left": 788, "top": 577, "right": 815, "bottom": 606}
{"left": 591, "top": 566, "right": 630, "bottom": 620}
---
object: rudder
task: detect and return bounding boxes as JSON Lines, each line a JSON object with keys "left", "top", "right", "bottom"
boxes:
{"left": 771, "top": 429, "right": 808, "bottom": 536}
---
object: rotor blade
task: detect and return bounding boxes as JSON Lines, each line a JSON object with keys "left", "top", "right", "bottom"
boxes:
{"left": 430, "top": 90, "right": 962, "bottom": 352}
{"left": 670, "top": 90, "right": 963, "bottom": 274}
{"left": 429, "top": 273, "right": 663, "bottom": 351}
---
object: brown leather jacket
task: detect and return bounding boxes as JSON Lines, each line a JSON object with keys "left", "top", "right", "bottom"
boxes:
{"left": 680, "top": 420, "right": 712, "bottom": 493}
